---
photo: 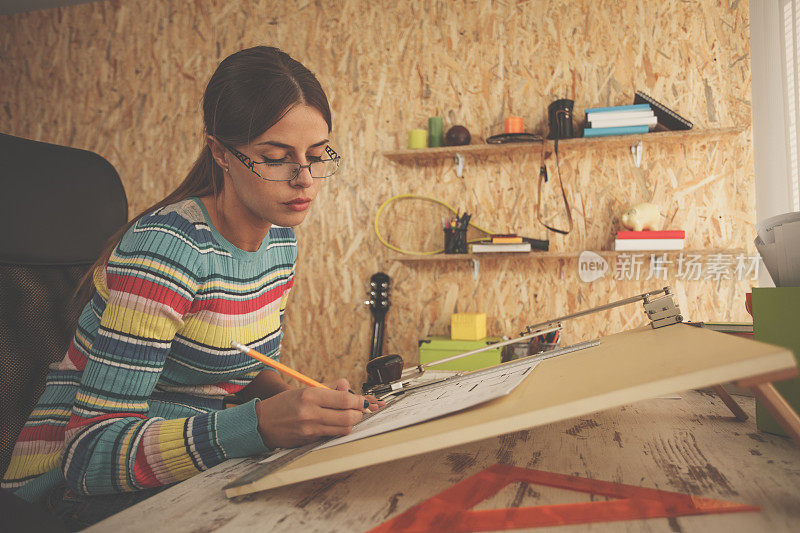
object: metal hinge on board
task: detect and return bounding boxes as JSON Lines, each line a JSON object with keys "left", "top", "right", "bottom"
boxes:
{"left": 643, "top": 288, "right": 683, "bottom": 328}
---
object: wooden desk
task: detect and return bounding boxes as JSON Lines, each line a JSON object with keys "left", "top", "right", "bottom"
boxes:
{"left": 89, "top": 390, "right": 800, "bottom": 532}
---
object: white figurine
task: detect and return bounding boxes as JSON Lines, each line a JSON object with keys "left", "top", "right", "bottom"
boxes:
{"left": 621, "top": 202, "right": 661, "bottom": 231}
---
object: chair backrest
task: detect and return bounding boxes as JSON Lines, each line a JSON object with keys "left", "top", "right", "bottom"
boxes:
{"left": 0, "top": 133, "right": 128, "bottom": 477}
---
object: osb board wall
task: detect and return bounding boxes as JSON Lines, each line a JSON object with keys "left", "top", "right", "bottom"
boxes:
{"left": 0, "top": 0, "right": 754, "bottom": 386}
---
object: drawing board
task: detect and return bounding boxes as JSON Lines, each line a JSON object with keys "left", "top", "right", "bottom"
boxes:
{"left": 225, "top": 324, "right": 796, "bottom": 498}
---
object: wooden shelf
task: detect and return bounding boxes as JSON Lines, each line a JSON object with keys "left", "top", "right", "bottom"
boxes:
{"left": 382, "top": 127, "right": 746, "bottom": 164}
{"left": 392, "top": 248, "right": 746, "bottom": 262}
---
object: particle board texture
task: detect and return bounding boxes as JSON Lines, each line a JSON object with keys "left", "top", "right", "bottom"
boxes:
{"left": 0, "top": 0, "right": 755, "bottom": 388}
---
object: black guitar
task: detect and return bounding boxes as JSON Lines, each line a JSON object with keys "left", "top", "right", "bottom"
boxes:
{"left": 367, "top": 272, "right": 391, "bottom": 360}
{"left": 363, "top": 272, "right": 404, "bottom": 392}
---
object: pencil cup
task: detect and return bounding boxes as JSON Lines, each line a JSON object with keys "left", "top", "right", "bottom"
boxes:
{"left": 443, "top": 227, "right": 468, "bottom": 254}
{"left": 529, "top": 337, "right": 560, "bottom": 355}
{"left": 501, "top": 341, "right": 531, "bottom": 362}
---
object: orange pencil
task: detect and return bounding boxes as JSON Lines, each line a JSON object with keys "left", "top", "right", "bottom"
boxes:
{"left": 231, "top": 341, "right": 331, "bottom": 389}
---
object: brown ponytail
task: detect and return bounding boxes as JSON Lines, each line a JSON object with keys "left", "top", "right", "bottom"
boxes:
{"left": 73, "top": 46, "right": 332, "bottom": 307}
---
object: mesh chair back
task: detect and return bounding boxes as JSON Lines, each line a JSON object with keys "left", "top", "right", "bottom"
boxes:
{"left": 0, "top": 133, "right": 127, "bottom": 477}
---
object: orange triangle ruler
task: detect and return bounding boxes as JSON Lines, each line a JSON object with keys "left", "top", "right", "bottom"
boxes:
{"left": 369, "top": 463, "right": 759, "bottom": 532}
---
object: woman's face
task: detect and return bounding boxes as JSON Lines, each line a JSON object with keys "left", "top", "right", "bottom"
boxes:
{"left": 223, "top": 105, "right": 330, "bottom": 228}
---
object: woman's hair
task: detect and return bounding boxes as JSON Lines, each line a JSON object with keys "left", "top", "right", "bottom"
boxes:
{"left": 74, "top": 46, "right": 332, "bottom": 304}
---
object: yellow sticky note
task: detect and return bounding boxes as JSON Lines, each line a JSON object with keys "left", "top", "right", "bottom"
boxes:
{"left": 451, "top": 313, "right": 487, "bottom": 340}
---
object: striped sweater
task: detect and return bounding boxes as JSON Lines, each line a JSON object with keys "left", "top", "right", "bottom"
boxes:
{"left": 2, "top": 197, "right": 295, "bottom": 501}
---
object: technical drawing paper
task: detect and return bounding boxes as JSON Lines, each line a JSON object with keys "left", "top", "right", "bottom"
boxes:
{"left": 315, "top": 360, "right": 540, "bottom": 449}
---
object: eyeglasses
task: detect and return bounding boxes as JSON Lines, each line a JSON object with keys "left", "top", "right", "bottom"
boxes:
{"left": 222, "top": 142, "right": 342, "bottom": 181}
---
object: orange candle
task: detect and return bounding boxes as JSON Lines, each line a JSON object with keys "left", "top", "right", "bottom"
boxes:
{"left": 504, "top": 116, "right": 524, "bottom": 133}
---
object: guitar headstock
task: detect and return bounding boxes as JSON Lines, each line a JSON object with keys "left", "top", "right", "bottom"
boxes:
{"left": 367, "top": 272, "right": 391, "bottom": 320}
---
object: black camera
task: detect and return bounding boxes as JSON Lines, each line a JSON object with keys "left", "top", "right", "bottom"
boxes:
{"left": 547, "top": 99, "right": 575, "bottom": 140}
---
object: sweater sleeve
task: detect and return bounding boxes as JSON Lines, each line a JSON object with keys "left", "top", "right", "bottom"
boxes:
{"left": 62, "top": 216, "right": 268, "bottom": 495}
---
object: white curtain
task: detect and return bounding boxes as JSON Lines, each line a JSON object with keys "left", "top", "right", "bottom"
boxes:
{"left": 751, "top": 0, "right": 800, "bottom": 217}
{"left": 781, "top": 0, "right": 800, "bottom": 211}
{"left": 750, "top": 0, "right": 800, "bottom": 287}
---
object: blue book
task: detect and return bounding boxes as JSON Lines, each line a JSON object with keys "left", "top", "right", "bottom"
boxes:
{"left": 583, "top": 125, "right": 650, "bottom": 137}
{"left": 584, "top": 104, "right": 651, "bottom": 114}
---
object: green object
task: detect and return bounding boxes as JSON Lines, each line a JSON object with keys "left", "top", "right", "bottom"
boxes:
{"left": 753, "top": 287, "right": 800, "bottom": 437}
{"left": 419, "top": 335, "right": 502, "bottom": 371}
{"left": 428, "top": 116, "right": 443, "bottom": 147}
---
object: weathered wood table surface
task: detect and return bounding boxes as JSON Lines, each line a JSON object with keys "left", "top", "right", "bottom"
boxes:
{"left": 89, "top": 390, "right": 800, "bottom": 532}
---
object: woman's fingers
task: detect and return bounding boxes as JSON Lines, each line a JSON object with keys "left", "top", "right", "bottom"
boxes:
{"left": 308, "top": 387, "right": 367, "bottom": 411}
{"left": 313, "top": 406, "right": 363, "bottom": 429}
{"left": 364, "top": 394, "right": 385, "bottom": 411}
{"left": 324, "top": 378, "right": 351, "bottom": 392}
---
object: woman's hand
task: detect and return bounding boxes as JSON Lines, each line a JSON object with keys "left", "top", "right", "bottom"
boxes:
{"left": 324, "top": 378, "right": 386, "bottom": 412}
{"left": 236, "top": 368, "right": 292, "bottom": 403}
{"left": 255, "top": 384, "right": 366, "bottom": 449}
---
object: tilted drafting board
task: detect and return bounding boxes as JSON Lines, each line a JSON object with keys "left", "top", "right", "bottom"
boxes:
{"left": 225, "top": 324, "right": 796, "bottom": 498}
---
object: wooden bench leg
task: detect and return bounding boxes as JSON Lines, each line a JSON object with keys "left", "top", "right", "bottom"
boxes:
{"left": 711, "top": 385, "right": 748, "bottom": 421}
{"left": 749, "top": 382, "right": 800, "bottom": 447}
{"left": 733, "top": 368, "right": 800, "bottom": 447}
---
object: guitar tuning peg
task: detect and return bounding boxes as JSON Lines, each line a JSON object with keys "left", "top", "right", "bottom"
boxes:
{"left": 380, "top": 282, "right": 389, "bottom": 289}
{"left": 364, "top": 299, "right": 373, "bottom": 306}
{"left": 381, "top": 291, "right": 388, "bottom": 297}
{"left": 380, "top": 301, "right": 388, "bottom": 307}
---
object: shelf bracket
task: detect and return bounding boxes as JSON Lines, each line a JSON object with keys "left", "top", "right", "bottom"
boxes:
{"left": 631, "top": 141, "right": 642, "bottom": 168}
{"left": 454, "top": 153, "right": 465, "bottom": 178}
{"left": 470, "top": 258, "right": 479, "bottom": 280}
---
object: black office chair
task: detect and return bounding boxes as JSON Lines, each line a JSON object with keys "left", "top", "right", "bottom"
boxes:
{"left": 0, "top": 133, "right": 128, "bottom": 480}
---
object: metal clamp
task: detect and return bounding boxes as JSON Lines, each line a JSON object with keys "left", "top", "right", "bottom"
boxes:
{"left": 643, "top": 288, "right": 683, "bottom": 328}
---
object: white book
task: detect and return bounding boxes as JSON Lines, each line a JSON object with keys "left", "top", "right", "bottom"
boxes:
{"left": 585, "top": 110, "right": 655, "bottom": 121}
{"left": 614, "top": 239, "right": 685, "bottom": 251}
{"left": 587, "top": 115, "right": 658, "bottom": 129}
{"left": 470, "top": 242, "right": 532, "bottom": 253}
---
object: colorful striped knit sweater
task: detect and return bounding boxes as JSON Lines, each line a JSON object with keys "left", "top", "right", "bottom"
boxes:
{"left": 1, "top": 197, "right": 294, "bottom": 501}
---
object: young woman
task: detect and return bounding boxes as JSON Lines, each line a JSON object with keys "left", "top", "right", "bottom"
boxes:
{"left": 1, "top": 46, "right": 381, "bottom": 528}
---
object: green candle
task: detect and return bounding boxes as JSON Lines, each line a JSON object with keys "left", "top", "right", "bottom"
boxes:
{"left": 428, "top": 116, "right": 443, "bottom": 147}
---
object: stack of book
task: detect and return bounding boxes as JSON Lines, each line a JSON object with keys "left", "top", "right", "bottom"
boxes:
{"left": 470, "top": 234, "right": 531, "bottom": 253}
{"left": 583, "top": 104, "right": 656, "bottom": 137}
{"left": 583, "top": 93, "right": 693, "bottom": 137}
{"left": 614, "top": 230, "right": 685, "bottom": 251}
